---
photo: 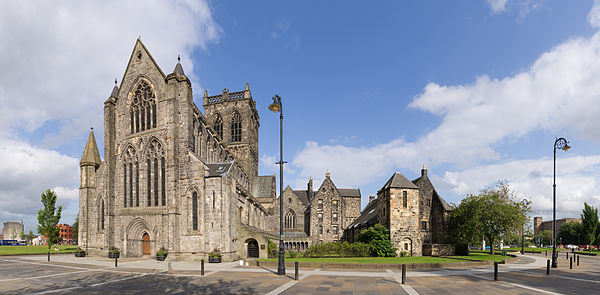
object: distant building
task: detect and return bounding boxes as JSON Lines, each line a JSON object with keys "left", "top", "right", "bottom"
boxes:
{"left": 2, "top": 221, "right": 24, "bottom": 240}
{"left": 344, "top": 166, "right": 453, "bottom": 256}
{"left": 533, "top": 216, "right": 581, "bottom": 235}
{"left": 58, "top": 224, "right": 75, "bottom": 245}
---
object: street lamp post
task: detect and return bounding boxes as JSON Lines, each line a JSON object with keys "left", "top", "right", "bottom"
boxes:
{"left": 552, "top": 137, "right": 570, "bottom": 268}
{"left": 269, "top": 94, "right": 286, "bottom": 275}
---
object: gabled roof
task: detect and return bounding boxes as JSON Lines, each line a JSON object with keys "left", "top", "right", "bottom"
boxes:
{"left": 252, "top": 175, "right": 274, "bottom": 199}
{"left": 292, "top": 190, "right": 314, "bottom": 206}
{"left": 348, "top": 197, "right": 379, "bottom": 228}
{"left": 380, "top": 172, "right": 418, "bottom": 191}
{"left": 338, "top": 188, "right": 361, "bottom": 198}
{"left": 80, "top": 128, "right": 102, "bottom": 166}
{"left": 412, "top": 175, "right": 452, "bottom": 211}
{"left": 205, "top": 162, "right": 233, "bottom": 177}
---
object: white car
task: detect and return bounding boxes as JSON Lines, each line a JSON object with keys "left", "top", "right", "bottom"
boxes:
{"left": 566, "top": 244, "right": 579, "bottom": 249}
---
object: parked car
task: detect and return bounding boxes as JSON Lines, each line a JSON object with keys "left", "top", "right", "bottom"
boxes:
{"left": 566, "top": 244, "right": 579, "bottom": 250}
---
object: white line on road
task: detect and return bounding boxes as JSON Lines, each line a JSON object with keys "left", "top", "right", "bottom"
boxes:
{"left": 518, "top": 270, "right": 600, "bottom": 284}
{"left": 386, "top": 269, "right": 420, "bottom": 295}
{"left": 470, "top": 274, "right": 564, "bottom": 295}
{"left": 26, "top": 273, "right": 152, "bottom": 295}
{"left": 264, "top": 270, "right": 315, "bottom": 295}
{"left": 0, "top": 269, "right": 96, "bottom": 282}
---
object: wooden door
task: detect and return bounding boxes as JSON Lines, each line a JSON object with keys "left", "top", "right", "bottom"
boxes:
{"left": 142, "top": 233, "right": 150, "bottom": 255}
{"left": 247, "top": 240, "right": 259, "bottom": 258}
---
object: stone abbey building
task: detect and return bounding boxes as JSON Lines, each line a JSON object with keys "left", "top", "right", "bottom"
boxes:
{"left": 79, "top": 39, "right": 451, "bottom": 260}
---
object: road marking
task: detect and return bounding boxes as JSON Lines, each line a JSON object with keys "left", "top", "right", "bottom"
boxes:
{"left": 264, "top": 271, "right": 314, "bottom": 295}
{"left": 26, "top": 273, "right": 152, "bottom": 295}
{"left": 386, "top": 269, "right": 420, "bottom": 295}
{"left": 470, "top": 274, "right": 564, "bottom": 295}
{"left": 0, "top": 269, "right": 95, "bottom": 282}
{"left": 518, "top": 270, "right": 600, "bottom": 284}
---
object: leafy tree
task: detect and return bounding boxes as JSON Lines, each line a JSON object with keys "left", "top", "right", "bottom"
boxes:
{"left": 27, "top": 230, "right": 35, "bottom": 245}
{"left": 356, "top": 223, "right": 397, "bottom": 257}
{"left": 558, "top": 222, "right": 583, "bottom": 245}
{"left": 449, "top": 181, "right": 531, "bottom": 255}
{"left": 72, "top": 216, "right": 79, "bottom": 243}
{"left": 36, "top": 189, "right": 62, "bottom": 252}
{"left": 581, "top": 202, "right": 599, "bottom": 251}
{"left": 535, "top": 229, "right": 553, "bottom": 246}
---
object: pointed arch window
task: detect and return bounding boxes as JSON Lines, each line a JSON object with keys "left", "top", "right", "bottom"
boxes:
{"left": 123, "top": 146, "right": 137, "bottom": 208}
{"left": 192, "top": 191, "right": 198, "bottom": 231}
{"left": 101, "top": 199, "right": 105, "bottom": 230}
{"left": 146, "top": 139, "right": 165, "bottom": 207}
{"left": 130, "top": 81, "right": 157, "bottom": 134}
{"left": 214, "top": 114, "right": 223, "bottom": 139}
{"left": 285, "top": 210, "right": 296, "bottom": 229}
{"left": 231, "top": 112, "right": 242, "bottom": 142}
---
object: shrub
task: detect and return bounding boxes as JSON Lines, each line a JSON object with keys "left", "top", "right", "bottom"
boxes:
{"left": 303, "top": 241, "right": 372, "bottom": 258}
{"left": 209, "top": 249, "right": 221, "bottom": 259}
{"left": 267, "top": 239, "right": 277, "bottom": 258}
{"left": 156, "top": 248, "right": 168, "bottom": 257}
{"left": 400, "top": 251, "right": 407, "bottom": 257}
{"left": 286, "top": 250, "right": 302, "bottom": 258}
{"left": 109, "top": 247, "right": 120, "bottom": 254}
{"left": 356, "top": 224, "right": 397, "bottom": 257}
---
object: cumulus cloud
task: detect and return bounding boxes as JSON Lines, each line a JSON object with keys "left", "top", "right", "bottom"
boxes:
{"left": 289, "top": 6, "right": 600, "bottom": 220}
{"left": 589, "top": 0, "right": 600, "bottom": 28}
{"left": 0, "top": 0, "right": 221, "bottom": 232}
{"left": 487, "top": 0, "right": 508, "bottom": 14}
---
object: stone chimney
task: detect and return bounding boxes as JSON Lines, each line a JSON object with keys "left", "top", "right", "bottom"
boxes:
{"left": 421, "top": 164, "right": 427, "bottom": 177}
{"left": 308, "top": 176, "right": 313, "bottom": 201}
{"left": 369, "top": 194, "right": 375, "bottom": 203}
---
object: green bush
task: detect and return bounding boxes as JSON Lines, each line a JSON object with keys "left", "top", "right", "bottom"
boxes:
{"left": 400, "top": 251, "right": 407, "bottom": 257}
{"left": 286, "top": 250, "right": 302, "bottom": 258}
{"left": 267, "top": 239, "right": 277, "bottom": 258}
{"left": 356, "top": 224, "right": 397, "bottom": 257}
{"left": 303, "top": 241, "right": 372, "bottom": 258}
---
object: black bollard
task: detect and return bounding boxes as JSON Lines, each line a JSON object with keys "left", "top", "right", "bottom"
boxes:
{"left": 201, "top": 259, "right": 204, "bottom": 276}
{"left": 545, "top": 251, "right": 547, "bottom": 257}
{"left": 401, "top": 264, "right": 406, "bottom": 284}
{"left": 577, "top": 255, "right": 580, "bottom": 266}
{"left": 295, "top": 262, "right": 299, "bottom": 280}
{"left": 115, "top": 256, "right": 118, "bottom": 267}
{"left": 494, "top": 262, "right": 498, "bottom": 281}
{"left": 546, "top": 259, "right": 550, "bottom": 275}
{"left": 570, "top": 257, "right": 573, "bottom": 269}
{"left": 47, "top": 251, "right": 50, "bottom": 262}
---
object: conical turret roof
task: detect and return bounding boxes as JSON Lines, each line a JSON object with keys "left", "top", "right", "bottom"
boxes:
{"left": 80, "top": 128, "right": 102, "bottom": 167}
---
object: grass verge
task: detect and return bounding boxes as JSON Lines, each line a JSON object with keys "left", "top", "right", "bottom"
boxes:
{"left": 448, "top": 252, "right": 512, "bottom": 262}
{"left": 260, "top": 256, "right": 469, "bottom": 264}
{"left": 0, "top": 245, "right": 78, "bottom": 255}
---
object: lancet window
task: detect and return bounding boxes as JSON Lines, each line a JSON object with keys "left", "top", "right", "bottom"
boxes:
{"left": 130, "top": 81, "right": 157, "bottom": 134}
{"left": 230, "top": 112, "right": 242, "bottom": 142}
{"left": 146, "top": 139, "right": 166, "bottom": 207}
{"left": 122, "top": 145, "right": 138, "bottom": 208}
{"left": 214, "top": 114, "right": 223, "bottom": 139}
{"left": 285, "top": 210, "right": 296, "bottom": 229}
{"left": 192, "top": 191, "right": 198, "bottom": 231}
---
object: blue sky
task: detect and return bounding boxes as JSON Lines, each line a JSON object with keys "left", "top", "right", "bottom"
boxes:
{"left": 1, "top": 0, "right": 600, "bottom": 234}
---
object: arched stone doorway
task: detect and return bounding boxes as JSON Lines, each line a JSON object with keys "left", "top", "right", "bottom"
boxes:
{"left": 401, "top": 238, "right": 413, "bottom": 256}
{"left": 142, "top": 233, "right": 151, "bottom": 255}
{"left": 246, "top": 238, "right": 259, "bottom": 258}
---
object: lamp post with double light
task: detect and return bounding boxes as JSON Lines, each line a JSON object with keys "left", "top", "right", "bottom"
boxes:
{"left": 552, "top": 137, "right": 570, "bottom": 268}
{"left": 268, "top": 94, "right": 286, "bottom": 275}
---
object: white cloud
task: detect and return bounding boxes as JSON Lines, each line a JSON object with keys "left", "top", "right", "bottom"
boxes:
{"left": 487, "top": 0, "right": 508, "bottom": 14}
{"left": 289, "top": 9, "right": 600, "bottom": 219}
{"left": 0, "top": 0, "right": 220, "bottom": 147}
{"left": 0, "top": 0, "right": 221, "bottom": 233}
{"left": 589, "top": 0, "right": 600, "bottom": 28}
{"left": 438, "top": 156, "right": 600, "bottom": 220}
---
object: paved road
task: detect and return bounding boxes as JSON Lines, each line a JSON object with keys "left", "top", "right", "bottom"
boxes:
{"left": 0, "top": 253, "right": 598, "bottom": 294}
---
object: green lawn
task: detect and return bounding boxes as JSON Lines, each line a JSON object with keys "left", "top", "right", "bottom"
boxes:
{"left": 0, "top": 245, "right": 78, "bottom": 255}
{"left": 260, "top": 256, "right": 473, "bottom": 264}
{"left": 449, "top": 252, "right": 512, "bottom": 262}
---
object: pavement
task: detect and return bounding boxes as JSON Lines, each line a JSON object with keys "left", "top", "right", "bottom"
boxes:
{"left": 0, "top": 252, "right": 598, "bottom": 294}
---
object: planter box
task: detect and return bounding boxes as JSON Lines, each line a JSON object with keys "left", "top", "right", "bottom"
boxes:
{"left": 208, "top": 257, "right": 222, "bottom": 263}
{"left": 74, "top": 252, "right": 86, "bottom": 257}
{"left": 575, "top": 251, "right": 598, "bottom": 256}
{"left": 156, "top": 255, "right": 167, "bottom": 261}
{"left": 108, "top": 252, "right": 120, "bottom": 259}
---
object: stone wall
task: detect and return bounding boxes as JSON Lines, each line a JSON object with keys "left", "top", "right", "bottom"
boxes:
{"left": 422, "top": 244, "right": 455, "bottom": 257}
{"left": 2, "top": 222, "right": 23, "bottom": 240}
{"left": 388, "top": 187, "right": 423, "bottom": 256}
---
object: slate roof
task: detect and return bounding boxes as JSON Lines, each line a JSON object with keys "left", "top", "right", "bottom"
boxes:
{"left": 380, "top": 172, "right": 418, "bottom": 191}
{"left": 173, "top": 62, "right": 186, "bottom": 77}
{"left": 252, "top": 175, "right": 274, "bottom": 199}
{"left": 292, "top": 190, "right": 314, "bottom": 206}
{"left": 80, "top": 128, "right": 102, "bottom": 166}
{"left": 412, "top": 175, "right": 453, "bottom": 211}
{"left": 205, "top": 162, "right": 233, "bottom": 177}
{"left": 348, "top": 198, "right": 379, "bottom": 228}
{"left": 338, "top": 188, "right": 361, "bottom": 198}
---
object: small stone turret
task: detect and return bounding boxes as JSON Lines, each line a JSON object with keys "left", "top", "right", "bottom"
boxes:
{"left": 421, "top": 164, "right": 427, "bottom": 177}
{"left": 80, "top": 128, "right": 102, "bottom": 188}
{"left": 369, "top": 194, "right": 375, "bottom": 203}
